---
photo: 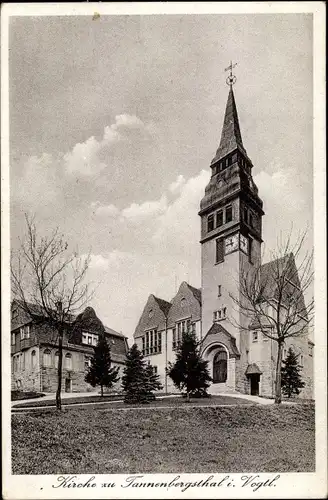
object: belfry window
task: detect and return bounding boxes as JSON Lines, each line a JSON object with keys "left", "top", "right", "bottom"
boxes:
{"left": 225, "top": 205, "right": 233, "bottom": 223}
{"left": 207, "top": 214, "right": 214, "bottom": 232}
{"left": 216, "top": 210, "right": 223, "bottom": 227}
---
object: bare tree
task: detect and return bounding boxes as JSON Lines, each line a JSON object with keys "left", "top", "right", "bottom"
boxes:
{"left": 230, "top": 230, "right": 314, "bottom": 404}
{"left": 11, "top": 214, "right": 93, "bottom": 410}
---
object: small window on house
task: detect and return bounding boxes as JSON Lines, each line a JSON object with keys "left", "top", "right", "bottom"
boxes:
{"left": 299, "top": 354, "right": 304, "bottom": 367}
{"left": 216, "top": 210, "right": 223, "bottom": 227}
{"left": 55, "top": 351, "right": 60, "bottom": 368}
{"left": 225, "top": 205, "right": 233, "bottom": 223}
{"left": 218, "top": 285, "right": 222, "bottom": 297}
{"left": 84, "top": 356, "right": 91, "bottom": 371}
{"left": 252, "top": 331, "right": 258, "bottom": 342}
{"left": 207, "top": 214, "right": 214, "bottom": 232}
{"left": 12, "top": 307, "right": 18, "bottom": 320}
{"left": 181, "top": 298, "right": 186, "bottom": 308}
{"left": 152, "top": 365, "right": 158, "bottom": 375}
{"left": 309, "top": 345, "right": 313, "bottom": 357}
{"left": 43, "top": 349, "right": 52, "bottom": 367}
{"left": 65, "top": 353, "right": 72, "bottom": 370}
{"left": 20, "top": 327, "right": 25, "bottom": 340}
{"left": 88, "top": 336, "right": 92, "bottom": 345}
{"left": 216, "top": 239, "right": 224, "bottom": 263}
{"left": 25, "top": 325, "right": 30, "bottom": 339}
{"left": 191, "top": 322, "right": 196, "bottom": 335}
{"left": 31, "top": 350, "right": 36, "bottom": 369}
{"left": 82, "top": 333, "right": 88, "bottom": 344}
{"left": 223, "top": 307, "right": 227, "bottom": 318}
{"left": 11, "top": 333, "right": 16, "bottom": 346}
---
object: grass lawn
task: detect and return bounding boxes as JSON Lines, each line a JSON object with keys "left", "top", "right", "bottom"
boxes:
{"left": 12, "top": 403, "right": 315, "bottom": 474}
{"left": 13, "top": 394, "right": 253, "bottom": 409}
{"left": 11, "top": 391, "right": 45, "bottom": 401}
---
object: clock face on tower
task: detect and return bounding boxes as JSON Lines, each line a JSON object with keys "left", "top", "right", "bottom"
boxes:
{"left": 240, "top": 234, "right": 249, "bottom": 254}
{"left": 224, "top": 234, "right": 238, "bottom": 254}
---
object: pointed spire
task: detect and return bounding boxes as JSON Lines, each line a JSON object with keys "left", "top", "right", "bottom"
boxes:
{"left": 211, "top": 87, "right": 247, "bottom": 165}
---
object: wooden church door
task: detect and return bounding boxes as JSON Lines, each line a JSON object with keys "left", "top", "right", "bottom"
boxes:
{"left": 213, "top": 347, "right": 228, "bottom": 383}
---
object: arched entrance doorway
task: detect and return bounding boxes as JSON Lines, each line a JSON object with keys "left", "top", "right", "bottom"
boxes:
{"left": 213, "top": 346, "right": 228, "bottom": 383}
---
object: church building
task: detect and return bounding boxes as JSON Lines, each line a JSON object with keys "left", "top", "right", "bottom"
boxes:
{"left": 134, "top": 77, "right": 314, "bottom": 399}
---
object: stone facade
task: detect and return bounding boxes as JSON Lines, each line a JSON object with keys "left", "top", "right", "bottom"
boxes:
{"left": 11, "top": 302, "right": 128, "bottom": 393}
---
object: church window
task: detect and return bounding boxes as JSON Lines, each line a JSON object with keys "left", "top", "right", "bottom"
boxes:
{"left": 252, "top": 331, "right": 258, "bottom": 342}
{"left": 218, "top": 285, "right": 222, "bottom": 297}
{"left": 207, "top": 214, "right": 214, "bottom": 232}
{"left": 173, "top": 319, "right": 190, "bottom": 349}
{"left": 213, "top": 308, "right": 226, "bottom": 322}
{"left": 225, "top": 205, "right": 233, "bottom": 223}
{"left": 216, "top": 210, "right": 223, "bottom": 227}
{"left": 142, "top": 330, "right": 162, "bottom": 355}
{"left": 216, "top": 239, "right": 224, "bottom": 263}
{"left": 43, "top": 349, "right": 52, "bottom": 367}
{"left": 213, "top": 347, "right": 228, "bottom": 383}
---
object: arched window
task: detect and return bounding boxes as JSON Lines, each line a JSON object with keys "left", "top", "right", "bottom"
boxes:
{"left": 54, "top": 351, "right": 60, "bottom": 368}
{"left": 65, "top": 353, "right": 72, "bottom": 370}
{"left": 43, "top": 349, "right": 51, "bottom": 367}
{"left": 213, "top": 347, "right": 228, "bottom": 383}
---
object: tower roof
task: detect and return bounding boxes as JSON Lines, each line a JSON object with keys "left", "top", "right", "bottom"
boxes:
{"left": 211, "top": 87, "right": 247, "bottom": 165}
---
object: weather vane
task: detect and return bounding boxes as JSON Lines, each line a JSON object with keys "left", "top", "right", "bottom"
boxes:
{"left": 225, "top": 61, "right": 237, "bottom": 87}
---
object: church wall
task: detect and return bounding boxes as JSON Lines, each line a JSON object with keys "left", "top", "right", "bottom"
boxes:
{"left": 201, "top": 241, "right": 241, "bottom": 347}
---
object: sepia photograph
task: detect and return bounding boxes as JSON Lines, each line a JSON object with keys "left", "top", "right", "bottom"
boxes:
{"left": 1, "top": 2, "right": 326, "bottom": 499}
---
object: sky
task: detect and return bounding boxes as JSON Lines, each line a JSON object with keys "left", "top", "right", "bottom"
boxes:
{"left": 9, "top": 13, "right": 313, "bottom": 342}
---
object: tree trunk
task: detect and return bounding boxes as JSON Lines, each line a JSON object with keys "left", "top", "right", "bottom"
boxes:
{"left": 275, "top": 342, "right": 283, "bottom": 404}
{"left": 101, "top": 384, "right": 103, "bottom": 397}
{"left": 56, "top": 329, "right": 63, "bottom": 411}
{"left": 186, "top": 391, "right": 190, "bottom": 403}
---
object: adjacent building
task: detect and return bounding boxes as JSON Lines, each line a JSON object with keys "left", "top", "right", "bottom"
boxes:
{"left": 11, "top": 301, "right": 129, "bottom": 393}
{"left": 134, "top": 83, "right": 314, "bottom": 399}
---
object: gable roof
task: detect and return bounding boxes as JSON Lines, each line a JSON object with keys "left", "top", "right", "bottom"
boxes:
{"left": 185, "top": 283, "right": 202, "bottom": 305}
{"left": 12, "top": 300, "right": 124, "bottom": 337}
{"left": 153, "top": 295, "right": 171, "bottom": 317}
{"left": 259, "top": 254, "right": 293, "bottom": 299}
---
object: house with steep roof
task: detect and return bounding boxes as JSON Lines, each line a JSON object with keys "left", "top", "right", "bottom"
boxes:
{"left": 134, "top": 82, "right": 313, "bottom": 399}
{"left": 11, "top": 301, "right": 129, "bottom": 393}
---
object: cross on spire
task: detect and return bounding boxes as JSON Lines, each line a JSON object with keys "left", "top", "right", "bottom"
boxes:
{"left": 225, "top": 61, "right": 237, "bottom": 87}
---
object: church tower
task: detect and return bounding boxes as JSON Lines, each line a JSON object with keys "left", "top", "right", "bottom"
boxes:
{"left": 199, "top": 70, "right": 264, "bottom": 392}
